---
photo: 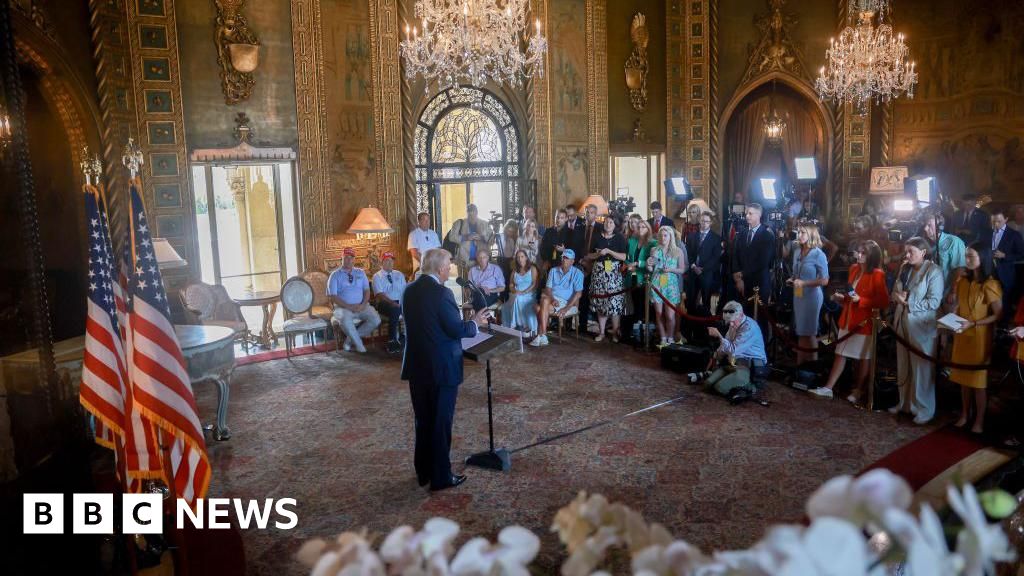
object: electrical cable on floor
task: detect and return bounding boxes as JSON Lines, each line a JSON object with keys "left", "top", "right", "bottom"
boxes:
{"left": 509, "top": 394, "right": 687, "bottom": 454}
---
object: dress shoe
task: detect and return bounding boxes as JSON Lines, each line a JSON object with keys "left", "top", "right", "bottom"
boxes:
{"left": 727, "top": 387, "right": 752, "bottom": 406}
{"left": 430, "top": 474, "right": 467, "bottom": 491}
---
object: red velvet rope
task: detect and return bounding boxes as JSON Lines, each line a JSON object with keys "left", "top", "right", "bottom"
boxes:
{"left": 881, "top": 321, "right": 992, "bottom": 370}
{"left": 760, "top": 306, "right": 869, "bottom": 353}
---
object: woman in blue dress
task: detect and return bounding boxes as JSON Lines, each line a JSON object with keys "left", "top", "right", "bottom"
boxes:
{"left": 789, "top": 223, "right": 829, "bottom": 365}
{"left": 502, "top": 250, "right": 539, "bottom": 335}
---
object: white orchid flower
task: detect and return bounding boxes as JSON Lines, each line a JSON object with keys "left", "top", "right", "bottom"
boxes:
{"left": 377, "top": 518, "right": 458, "bottom": 575}
{"left": 631, "top": 539, "right": 719, "bottom": 576}
{"left": 883, "top": 505, "right": 964, "bottom": 576}
{"left": 450, "top": 526, "right": 539, "bottom": 576}
{"left": 807, "top": 470, "right": 911, "bottom": 527}
{"left": 946, "top": 483, "right": 1016, "bottom": 576}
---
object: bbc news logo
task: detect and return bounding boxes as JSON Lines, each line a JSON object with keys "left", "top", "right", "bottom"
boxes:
{"left": 23, "top": 494, "right": 298, "bottom": 534}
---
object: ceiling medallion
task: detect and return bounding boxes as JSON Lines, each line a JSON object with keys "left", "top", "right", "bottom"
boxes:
{"left": 400, "top": 0, "right": 547, "bottom": 91}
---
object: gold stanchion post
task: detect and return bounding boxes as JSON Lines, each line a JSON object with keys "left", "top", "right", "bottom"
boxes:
{"left": 867, "top": 310, "right": 880, "bottom": 411}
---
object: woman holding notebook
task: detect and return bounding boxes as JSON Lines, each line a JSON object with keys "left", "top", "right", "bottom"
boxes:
{"left": 948, "top": 242, "right": 1003, "bottom": 434}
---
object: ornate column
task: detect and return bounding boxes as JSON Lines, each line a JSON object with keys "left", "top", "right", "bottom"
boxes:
{"left": 585, "top": 0, "right": 608, "bottom": 197}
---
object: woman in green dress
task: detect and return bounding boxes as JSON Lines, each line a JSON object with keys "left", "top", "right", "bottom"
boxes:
{"left": 623, "top": 218, "right": 656, "bottom": 345}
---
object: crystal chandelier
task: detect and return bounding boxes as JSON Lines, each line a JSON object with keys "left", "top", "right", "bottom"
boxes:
{"left": 763, "top": 80, "right": 786, "bottom": 148}
{"left": 400, "top": 0, "right": 547, "bottom": 91}
{"left": 815, "top": 0, "right": 916, "bottom": 112}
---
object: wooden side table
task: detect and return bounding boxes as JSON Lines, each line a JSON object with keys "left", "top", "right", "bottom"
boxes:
{"left": 232, "top": 290, "right": 280, "bottom": 348}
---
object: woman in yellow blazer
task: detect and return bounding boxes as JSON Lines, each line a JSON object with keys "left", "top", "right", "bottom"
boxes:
{"left": 949, "top": 242, "right": 1003, "bottom": 434}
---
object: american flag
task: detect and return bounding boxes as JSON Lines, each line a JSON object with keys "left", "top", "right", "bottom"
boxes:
{"left": 80, "top": 186, "right": 129, "bottom": 452}
{"left": 125, "top": 181, "right": 210, "bottom": 505}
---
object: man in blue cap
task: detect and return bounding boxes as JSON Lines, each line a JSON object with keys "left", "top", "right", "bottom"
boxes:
{"left": 530, "top": 248, "right": 584, "bottom": 347}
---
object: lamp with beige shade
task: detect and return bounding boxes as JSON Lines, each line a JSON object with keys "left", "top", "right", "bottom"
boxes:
{"left": 347, "top": 207, "right": 395, "bottom": 271}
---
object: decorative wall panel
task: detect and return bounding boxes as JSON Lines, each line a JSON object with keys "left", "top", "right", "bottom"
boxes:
{"left": 585, "top": 0, "right": 608, "bottom": 197}
{"left": 125, "top": 0, "right": 193, "bottom": 286}
{"left": 890, "top": 0, "right": 1024, "bottom": 205}
{"left": 527, "top": 0, "right": 552, "bottom": 219}
{"left": 548, "top": 0, "right": 590, "bottom": 209}
{"left": 290, "top": 0, "right": 402, "bottom": 269}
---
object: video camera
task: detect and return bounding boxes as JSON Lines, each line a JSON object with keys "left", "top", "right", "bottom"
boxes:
{"left": 608, "top": 196, "right": 636, "bottom": 224}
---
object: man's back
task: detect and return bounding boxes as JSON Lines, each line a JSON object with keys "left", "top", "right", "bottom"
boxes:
{"left": 401, "top": 276, "right": 474, "bottom": 385}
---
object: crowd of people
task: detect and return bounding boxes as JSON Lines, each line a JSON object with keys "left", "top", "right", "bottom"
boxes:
{"left": 326, "top": 195, "right": 1024, "bottom": 439}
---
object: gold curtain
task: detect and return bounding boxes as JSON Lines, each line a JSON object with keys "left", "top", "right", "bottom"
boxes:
{"left": 727, "top": 98, "right": 771, "bottom": 203}
{"left": 778, "top": 96, "right": 820, "bottom": 182}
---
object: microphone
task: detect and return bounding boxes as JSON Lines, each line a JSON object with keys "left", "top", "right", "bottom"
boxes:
{"left": 456, "top": 276, "right": 488, "bottom": 306}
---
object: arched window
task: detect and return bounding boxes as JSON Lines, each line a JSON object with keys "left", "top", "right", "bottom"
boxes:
{"left": 415, "top": 87, "right": 521, "bottom": 234}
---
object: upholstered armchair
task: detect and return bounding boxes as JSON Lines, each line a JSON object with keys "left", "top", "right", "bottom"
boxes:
{"left": 300, "top": 270, "right": 333, "bottom": 322}
{"left": 179, "top": 282, "right": 249, "bottom": 346}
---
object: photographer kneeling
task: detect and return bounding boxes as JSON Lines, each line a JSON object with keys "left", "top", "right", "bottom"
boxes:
{"left": 686, "top": 301, "right": 768, "bottom": 404}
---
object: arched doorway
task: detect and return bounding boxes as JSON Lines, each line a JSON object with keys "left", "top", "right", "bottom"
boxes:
{"left": 718, "top": 73, "right": 834, "bottom": 223}
{"left": 414, "top": 86, "right": 522, "bottom": 235}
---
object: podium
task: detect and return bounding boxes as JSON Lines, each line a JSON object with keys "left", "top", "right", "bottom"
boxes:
{"left": 462, "top": 327, "right": 521, "bottom": 472}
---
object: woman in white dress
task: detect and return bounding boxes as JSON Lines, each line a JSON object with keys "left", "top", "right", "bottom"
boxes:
{"left": 891, "top": 236, "right": 944, "bottom": 424}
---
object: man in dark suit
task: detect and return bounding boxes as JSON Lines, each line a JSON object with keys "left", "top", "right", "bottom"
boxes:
{"left": 648, "top": 201, "right": 674, "bottom": 235}
{"left": 540, "top": 208, "right": 568, "bottom": 272}
{"left": 561, "top": 204, "right": 587, "bottom": 258}
{"left": 685, "top": 210, "right": 723, "bottom": 316}
{"left": 731, "top": 203, "right": 775, "bottom": 345}
{"left": 955, "top": 194, "right": 991, "bottom": 245}
{"left": 401, "top": 248, "right": 491, "bottom": 491}
{"left": 990, "top": 209, "right": 1024, "bottom": 314}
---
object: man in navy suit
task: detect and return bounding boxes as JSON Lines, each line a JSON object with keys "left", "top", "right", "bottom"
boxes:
{"left": 955, "top": 194, "right": 991, "bottom": 245}
{"left": 401, "top": 248, "right": 491, "bottom": 491}
{"left": 731, "top": 204, "right": 775, "bottom": 344}
{"left": 990, "top": 209, "right": 1024, "bottom": 314}
{"left": 648, "top": 201, "right": 675, "bottom": 235}
{"left": 685, "top": 210, "right": 723, "bottom": 316}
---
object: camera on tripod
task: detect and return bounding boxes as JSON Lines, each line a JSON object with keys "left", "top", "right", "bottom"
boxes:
{"left": 608, "top": 196, "right": 636, "bottom": 223}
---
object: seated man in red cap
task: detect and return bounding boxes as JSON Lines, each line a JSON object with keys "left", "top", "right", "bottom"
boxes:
{"left": 372, "top": 251, "right": 408, "bottom": 353}
{"left": 327, "top": 247, "right": 381, "bottom": 353}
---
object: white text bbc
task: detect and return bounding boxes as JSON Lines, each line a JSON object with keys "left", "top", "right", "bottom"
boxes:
{"left": 23, "top": 494, "right": 298, "bottom": 534}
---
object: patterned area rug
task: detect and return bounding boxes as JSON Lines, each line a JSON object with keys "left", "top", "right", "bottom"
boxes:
{"left": 193, "top": 339, "right": 932, "bottom": 575}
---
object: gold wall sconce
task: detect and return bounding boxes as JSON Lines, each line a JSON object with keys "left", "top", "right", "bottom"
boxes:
{"left": 214, "top": 0, "right": 260, "bottom": 105}
{"left": 624, "top": 13, "right": 649, "bottom": 112}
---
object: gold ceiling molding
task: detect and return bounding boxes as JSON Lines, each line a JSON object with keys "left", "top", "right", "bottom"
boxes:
{"left": 585, "top": 0, "right": 608, "bottom": 197}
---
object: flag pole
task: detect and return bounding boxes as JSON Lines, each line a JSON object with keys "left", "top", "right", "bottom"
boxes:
{"left": 157, "top": 430, "right": 190, "bottom": 576}
{"left": 122, "top": 139, "right": 188, "bottom": 575}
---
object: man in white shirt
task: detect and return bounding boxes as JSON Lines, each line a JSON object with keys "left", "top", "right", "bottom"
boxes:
{"left": 373, "top": 251, "right": 408, "bottom": 352}
{"left": 407, "top": 211, "right": 441, "bottom": 273}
